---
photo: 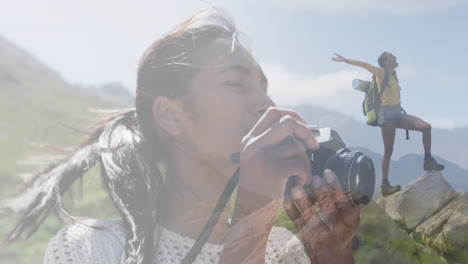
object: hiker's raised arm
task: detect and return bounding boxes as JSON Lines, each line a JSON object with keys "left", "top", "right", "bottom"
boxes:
{"left": 331, "top": 53, "right": 348, "bottom": 62}
{"left": 333, "top": 53, "right": 381, "bottom": 76}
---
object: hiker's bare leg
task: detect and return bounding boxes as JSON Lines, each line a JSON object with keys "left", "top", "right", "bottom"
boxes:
{"left": 397, "top": 114, "right": 431, "bottom": 154}
{"left": 380, "top": 123, "right": 397, "bottom": 181}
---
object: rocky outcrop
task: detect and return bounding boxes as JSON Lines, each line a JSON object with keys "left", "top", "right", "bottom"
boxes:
{"left": 378, "top": 172, "right": 457, "bottom": 230}
{"left": 355, "top": 201, "right": 448, "bottom": 264}
{"left": 378, "top": 171, "right": 468, "bottom": 263}
{"left": 413, "top": 191, "right": 468, "bottom": 262}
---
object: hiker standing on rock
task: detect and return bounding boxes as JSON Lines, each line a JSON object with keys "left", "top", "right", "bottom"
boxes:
{"left": 331, "top": 52, "right": 444, "bottom": 196}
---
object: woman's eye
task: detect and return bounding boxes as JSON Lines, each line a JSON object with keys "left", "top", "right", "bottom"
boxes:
{"left": 225, "top": 80, "right": 249, "bottom": 91}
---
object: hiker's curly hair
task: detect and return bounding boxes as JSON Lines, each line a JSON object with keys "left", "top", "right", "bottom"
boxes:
{"left": 2, "top": 9, "right": 240, "bottom": 264}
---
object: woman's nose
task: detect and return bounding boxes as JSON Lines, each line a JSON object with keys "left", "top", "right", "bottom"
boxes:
{"left": 253, "top": 93, "right": 275, "bottom": 116}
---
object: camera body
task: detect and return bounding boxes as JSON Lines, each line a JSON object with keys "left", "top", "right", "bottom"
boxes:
{"left": 286, "top": 126, "right": 376, "bottom": 206}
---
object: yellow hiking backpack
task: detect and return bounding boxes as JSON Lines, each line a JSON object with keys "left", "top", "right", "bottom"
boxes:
{"left": 353, "top": 70, "right": 389, "bottom": 126}
{"left": 353, "top": 71, "right": 410, "bottom": 139}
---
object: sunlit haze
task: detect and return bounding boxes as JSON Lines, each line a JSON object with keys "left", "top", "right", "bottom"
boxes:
{"left": 1, "top": 0, "right": 467, "bottom": 129}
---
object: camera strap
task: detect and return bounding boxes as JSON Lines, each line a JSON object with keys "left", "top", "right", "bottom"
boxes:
{"left": 180, "top": 166, "right": 240, "bottom": 264}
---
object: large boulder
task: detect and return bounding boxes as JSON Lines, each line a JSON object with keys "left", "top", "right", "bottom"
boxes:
{"left": 414, "top": 191, "right": 468, "bottom": 262}
{"left": 377, "top": 171, "right": 456, "bottom": 231}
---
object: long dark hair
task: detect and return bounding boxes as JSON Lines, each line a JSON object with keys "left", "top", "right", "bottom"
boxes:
{"left": 2, "top": 9, "right": 239, "bottom": 264}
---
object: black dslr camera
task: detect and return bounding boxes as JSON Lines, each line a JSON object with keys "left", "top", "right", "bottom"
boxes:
{"left": 286, "top": 126, "right": 375, "bottom": 206}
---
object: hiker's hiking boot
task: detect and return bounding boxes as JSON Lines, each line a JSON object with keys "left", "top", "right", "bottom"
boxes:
{"left": 381, "top": 183, "right": 401, "bottom": 196}
{"left": 424, "top": 157, "right": 445, "bottom": 171}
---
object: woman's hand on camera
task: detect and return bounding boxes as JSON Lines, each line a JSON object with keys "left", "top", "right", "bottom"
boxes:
{"left": 221, "top": 107, "right": 317, "bottom": 264}
{"left": 233, "top": 107, "right": 318, "bottom": 220}
{"left": 284, "top": 169, "right": 361, "bottom": 264}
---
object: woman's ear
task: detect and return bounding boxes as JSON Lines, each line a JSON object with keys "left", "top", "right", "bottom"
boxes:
{"left": 152, "top": 96, "right": 186, "bottom": 136}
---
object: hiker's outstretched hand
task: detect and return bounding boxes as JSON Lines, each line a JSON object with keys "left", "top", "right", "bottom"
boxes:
{"left": 331, "top": 53, "right": 348, "bottom": 62}
{"left": 284, "top": 169, "right": 361, "bottom": 264}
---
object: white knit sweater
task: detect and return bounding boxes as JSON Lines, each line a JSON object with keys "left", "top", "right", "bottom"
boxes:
{"left": 43, "top": 219, "right": 310, "bottom": 264}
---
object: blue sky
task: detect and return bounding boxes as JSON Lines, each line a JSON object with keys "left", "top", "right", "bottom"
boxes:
{"left": 1, "top": 0, "right": 467, "bottom": 129}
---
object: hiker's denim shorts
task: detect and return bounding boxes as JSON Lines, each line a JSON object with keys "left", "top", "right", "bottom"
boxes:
{"left": 378, "top": 104, "right": 405, "bottom": 126}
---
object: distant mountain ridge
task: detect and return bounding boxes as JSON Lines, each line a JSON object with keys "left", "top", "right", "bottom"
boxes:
{"left": 0, "top": 35, "right": 133, "bottom": 107}
{"left": 0, "top": 35, "right": 60, "bottom": 79}
{"left": 77, "top": 82, "right": 133, "bottom": 107}
{"left": 290, "top": 104, "right": 468, "bottom": 170}
{"left": 352, "top": 147, "right": 468, "bottom": 200}
{"left": 286, "top": 104, "right": 468, "bottom": 199}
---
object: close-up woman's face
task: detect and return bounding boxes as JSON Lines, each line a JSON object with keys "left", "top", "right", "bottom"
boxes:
{"left": 176, "top": 38, "right": 274, "bottom": 177}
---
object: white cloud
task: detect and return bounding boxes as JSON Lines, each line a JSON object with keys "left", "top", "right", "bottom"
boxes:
{"left": 264, "top": 63, "right": 467, "bottom": 129}
{"left": 434, "top": 72, "right": 466, "bottom": 86}
{"left": 265, "top": 0, "right": 468, "bottom": 15}
{"left": 263, "top": 63, "right": 368, "bottom": 118}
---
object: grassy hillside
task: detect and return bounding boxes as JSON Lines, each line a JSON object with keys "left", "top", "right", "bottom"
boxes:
{"left": 275, "top": 200, "right": 448, "bottom": 264}
{"left": 0, "top": 36, "right": 121, "bottom": 263}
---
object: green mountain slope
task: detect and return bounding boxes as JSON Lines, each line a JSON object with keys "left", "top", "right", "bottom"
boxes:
{"left": 0, "top": 36, "right": 121, "bottom": 264}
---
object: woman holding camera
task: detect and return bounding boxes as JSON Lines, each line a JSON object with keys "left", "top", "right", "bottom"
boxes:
{"left": 332, "top": 52, "right": 444, "bottom": 196}
{"left": 3, "top": 10, "right": 361, "bottom": 264}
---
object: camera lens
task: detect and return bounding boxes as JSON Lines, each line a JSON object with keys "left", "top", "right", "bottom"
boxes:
{"left": 348, "top": 154, "right": 375, "bottom": 205}
{"left": 327, "top": 149, "right": 375, "bottom": 206}
{"left": 286, "top": 128, "right": 376, "bottom": 206}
